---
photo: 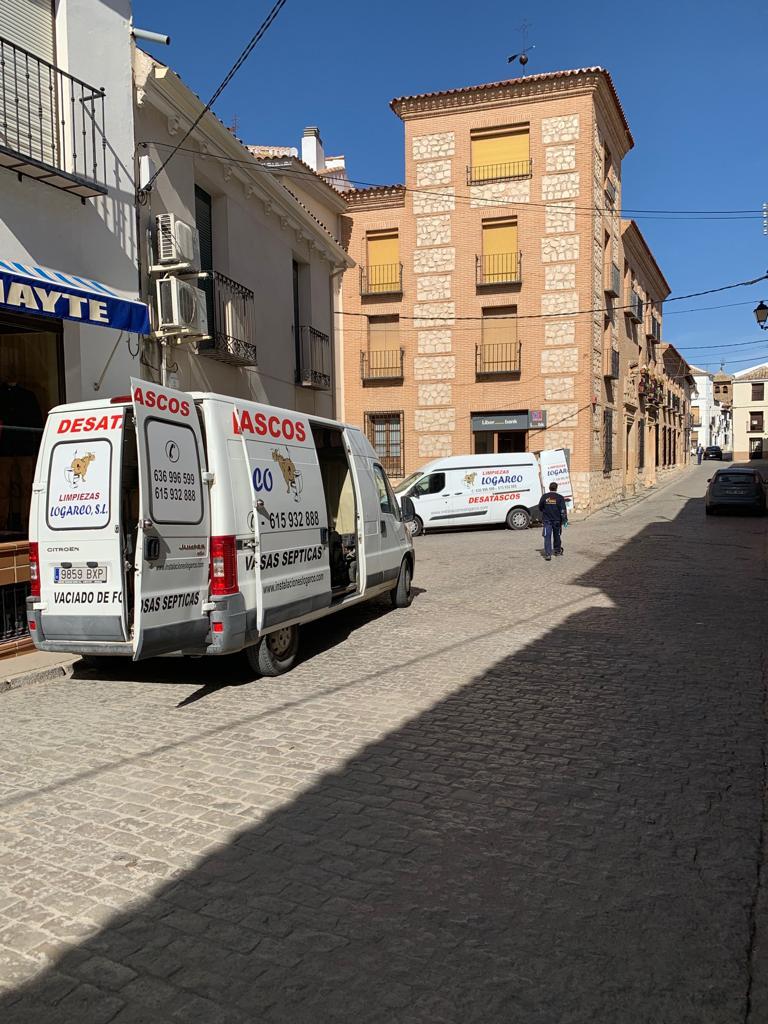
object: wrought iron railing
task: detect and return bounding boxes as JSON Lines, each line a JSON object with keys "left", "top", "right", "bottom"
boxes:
{"left": 297, "top": 325, "right": 331, "bottom": 389}
{"left": 1, "top": 581, "right": 29, "bottom": 642}
{"left": 467, "top": 159, "right": 533, "bottom": 185}
{"left": 605, "top": 262, "right": 621, "bottom": 297}
{"left": 361, "top": 348, "right": 404, "bottom": 382}
{"left": 0, "top": 35, "right": 107, "bottom": 197}
{"left": 196, "top": 272, "right": 257, "bottom": 367}
{"left": 475, "top": 341, "right": 522, "bottom": 377}
{"left": 604, "top": 345, "right": 620, "bottom": 380}
{"left": 604, "top": 179, "right": 617, "bottom": 207}
{"left": 648, "top": 316, "right": 662, "bottom": 341}
{"left": 626, "top": 292, "right": 644, "bottom": 323}
{"left": 360, "top": 263, "right": 403, "bottom": 296}
{"left": 476, "top": 252, "right": 522, "bottom": 286}
{"left": 364, "top": 411, "right": 404, "bottom": 478}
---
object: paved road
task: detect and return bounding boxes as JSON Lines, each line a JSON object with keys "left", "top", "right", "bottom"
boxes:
{"left": 0, "top": 465, "right": 766, "bottom": 1023}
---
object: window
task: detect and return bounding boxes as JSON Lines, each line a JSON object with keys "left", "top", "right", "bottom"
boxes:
{"left": 412, "top": 473, "right": 445, "bottom": 497}
{"left": 749, "top": 412, "right": 764, "bottom": 433}
{"left": 603, "top": 409, "right": 613, "bottom": 473}
{"left": 714, "top": 384, "right": 720, "bottom": 394}
{"left": 195, "top": 185, "right": 214, "bottom": 330}
{"left": 368, "top": 315, "right": 400, "bottom": 352}
{"left": 47, "top": 439, "right": 112, "bottom": 531}
{"left": 752, "top": 383, "right": 764, "bottom": 402}
{"left": 469, "top": 125, "right": 531, "bottom": 183}
{"left": 365, "top": 411, "right": 404, "bottom": 478}
{"left": 479, "top": 219, "right": 519, "bottom": 284}
{"left": 364, "top": 230, "right": 401, "bottom": 293}
{"left": 478, "top": 306, "right": 519, "bottom": 375}
{"left": 638, "top": 419, "right": 645, "bottom": 470}
{"left": 372, "top": 464, "right": 400, "bottom": 519}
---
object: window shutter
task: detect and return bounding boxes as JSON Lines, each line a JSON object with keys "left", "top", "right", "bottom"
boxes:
{"left": 194, "top": 186, "right": 213, "bottom": 272}
{"left": 0, "top": 0, "right": 55, "bottom": 62}
{"left": 367, "top": 231, "right": 399, "bottom": 268}
{"left": 471, "top": 127, "right": 529, "bottom": 178}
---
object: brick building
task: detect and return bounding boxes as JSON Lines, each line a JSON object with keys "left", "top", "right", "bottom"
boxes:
{"left": 339, "top": 67, "right": 690, "bottom": 510}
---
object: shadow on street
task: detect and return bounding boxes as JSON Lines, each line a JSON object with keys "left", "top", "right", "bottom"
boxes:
{"left": 2, "top": 495, "right": 766, "bottom": 1023}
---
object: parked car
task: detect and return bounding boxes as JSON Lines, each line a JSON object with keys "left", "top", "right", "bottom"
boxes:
{"left": 705, "top": 467, "right": 767, "bottom": 515}
{"left": 703, "top": 446, "right": 723, "bottom": 460}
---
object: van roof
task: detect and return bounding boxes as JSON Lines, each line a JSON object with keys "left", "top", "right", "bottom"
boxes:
{"left": 409, "top": 453, "right": 539, "bottom": 475}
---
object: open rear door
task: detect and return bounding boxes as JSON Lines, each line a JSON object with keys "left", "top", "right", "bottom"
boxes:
{"left": 131, "top": 379, "right": 210, "bottom": 659}
{"left": 236, "top": 406, "right": 331, "bottom": 631}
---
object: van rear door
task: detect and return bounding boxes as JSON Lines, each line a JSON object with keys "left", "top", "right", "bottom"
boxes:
{"left": 131, "top": 380, "right": 210, "bottom": 658}
{"left": 36, "top": 406, "right": 127, "bottom": 643}
{"left": 236, "top": 406, "right": 331, "bottom": 631}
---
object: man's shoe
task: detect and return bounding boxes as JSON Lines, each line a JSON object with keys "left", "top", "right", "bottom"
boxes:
{"left": 545, "top": 554, "right": 551, "bottom": 561}
{"left": 555, "top": 548, "right": 564, "bottom": 556}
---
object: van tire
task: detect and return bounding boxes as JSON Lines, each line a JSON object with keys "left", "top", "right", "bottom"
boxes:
{"left": 506, "top": 507, "right": 531, "bottom": 530}
{"left": 249, "top": 626, "right": 300, "bottom": 677}
{"left": 410, "top": 515, "right": 424, "bottom": 537}
{"left": 391, "top": 558, "right": 413, "bottom": 608}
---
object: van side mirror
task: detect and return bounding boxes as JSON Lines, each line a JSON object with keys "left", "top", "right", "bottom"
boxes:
{"left": 400, "top": 496, "right": 416, "bottom": 522}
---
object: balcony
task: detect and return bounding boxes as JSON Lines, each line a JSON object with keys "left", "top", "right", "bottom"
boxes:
{"left": 476, "top": 252, "right": 522, "bottom": 286}
{"left": 647, "top": 316, "right": 662, "bottom": 342}
{"left": 0, "top": 35, "right": 107, "bottom": 199}
{"left": 605, "top": 262, "right": 621, "bottom": 297}
{"left": 626, "top": 292, "right": 644, "bottom": 323}
{"left": 360, "top": 348, "right": 404, "bottom": 383}
{"left": 475, "top": 341, "right": 522, "bottom": 378}
{"left": 603, "top": 346, "right": 620, "bottom": 380}
{"left": 604, "top": 179, "right": 617, "bottom": 207}
{"left": 296, "top": 325, "right": 331, "bottom": 390}
{"left": 360, "top": 263, "right": 403, "bottom": 296}
{"left": 196, "top": 272, "right": 257, "bottom": 366}
{"left": 466, "top": 159, "right": 533, "bottom": 185}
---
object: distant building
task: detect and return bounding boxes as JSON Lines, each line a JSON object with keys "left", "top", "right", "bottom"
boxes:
{"left": 732, "top": 364, "right": 768, "bottom": 461}
{"left": 339, "top": 67, "right": 691, "bottom": 509}
{"left": 689, "top": 367, "right": 731, "bottom": 452}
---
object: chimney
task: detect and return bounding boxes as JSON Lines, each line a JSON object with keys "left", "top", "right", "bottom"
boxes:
{"left": 301, "top": 126, "right": 325, "bottom": 172}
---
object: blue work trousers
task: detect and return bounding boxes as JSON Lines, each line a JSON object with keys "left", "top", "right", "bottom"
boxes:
{"left": 543, "top": 521, "right": 562, "bottom": 557}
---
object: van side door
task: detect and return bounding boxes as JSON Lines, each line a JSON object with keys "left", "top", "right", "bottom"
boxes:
{"left": 409, "top": 470, "right": 451, "bottom": 527}
{"left": 237, "top": 407, "right": 331, "bottom": 631}
{"left": 371, "top": 462, "right": 408, "bottom": 585}
{"left": 131, "top": 380, "right": 211, "bottom": 659}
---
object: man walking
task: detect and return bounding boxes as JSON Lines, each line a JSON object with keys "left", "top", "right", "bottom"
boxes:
{"left": 539, "top": 482, "right": 568, "bottom": 561}
{"left": 697, "top": 443, "right": 704, "bottom": 465}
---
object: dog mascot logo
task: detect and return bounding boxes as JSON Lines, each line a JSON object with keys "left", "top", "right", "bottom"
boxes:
{"left": 272, "top": 448, "right": 303, "bottom": 502}
{"left": 65, "top": 452, "right": 96, "bottom": 487}
{"left": 463, "top": 471, "right": 477, "bottom": 486}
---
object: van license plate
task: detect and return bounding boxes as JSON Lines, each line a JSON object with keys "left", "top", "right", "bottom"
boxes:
{"left": 54, "top": 565, "right": 108, "bottom": 584}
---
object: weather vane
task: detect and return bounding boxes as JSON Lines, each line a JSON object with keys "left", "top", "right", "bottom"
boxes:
{"left": 508, "top": 19, "right": 535, "bottom": 73}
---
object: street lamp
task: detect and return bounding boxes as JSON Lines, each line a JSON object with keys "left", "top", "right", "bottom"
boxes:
{"left": 755, "top": 301, "right": 768, "bottom": 330}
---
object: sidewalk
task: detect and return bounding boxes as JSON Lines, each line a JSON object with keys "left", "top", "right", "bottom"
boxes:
{"left": 0, "top": 650, "right": 79, "bottom": 694}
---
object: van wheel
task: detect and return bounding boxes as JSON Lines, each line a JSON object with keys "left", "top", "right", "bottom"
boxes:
{"left": 391, "top": 558, "right": 413, "bottom": 608}
{"left": 506, "top": 507, "right": 531, "bottom": 530}
{"left": 410, "top": 515, "right": 424, "bottom": 537}
{"left": 248, "top": 626, "right": 300, "bottom": 677}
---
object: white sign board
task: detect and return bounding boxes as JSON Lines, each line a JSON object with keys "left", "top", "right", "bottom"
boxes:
{"left": 539, "top": 448, "right": 574, "bottom": 510}
{"left": 145, "top": 419, "right": 203, "bottom": 525}
{"left": 47, "top": 438, "right": 112, "bottom": 529}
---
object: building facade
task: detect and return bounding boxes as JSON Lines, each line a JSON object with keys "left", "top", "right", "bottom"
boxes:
{"left": 339, "top": 67, "right": 690, "bottom": 509}
{"left": 0, "top": 0, "right": 146, "bottom": 657}
{"left": 732, "top": 364, "right": 768, "bottom": 461}
{"left": 134, "top": 53, "right": 352, "bottom": 415}
{"left": 690, "top": 368, "right": 731, "bottom": 452}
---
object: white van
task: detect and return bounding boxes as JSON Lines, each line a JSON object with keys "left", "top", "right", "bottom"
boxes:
{"left": 394, "top": 453, "right": 543, "bottom": 535}
{"left": 27, "top": 381, "right": 414, "bottom": 675}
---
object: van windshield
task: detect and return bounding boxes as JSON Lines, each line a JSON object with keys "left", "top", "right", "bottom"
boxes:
{"left": 394, "top": 472, "right": 424, "bottom": 494}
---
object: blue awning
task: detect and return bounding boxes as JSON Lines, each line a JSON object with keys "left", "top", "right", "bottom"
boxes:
{"left": 0, "top": 261, "right": 150, "bottom": 334}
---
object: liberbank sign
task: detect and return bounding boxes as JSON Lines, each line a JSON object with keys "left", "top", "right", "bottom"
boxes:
{"left": 0, "top": 261, "right": 149, "bottom": 334}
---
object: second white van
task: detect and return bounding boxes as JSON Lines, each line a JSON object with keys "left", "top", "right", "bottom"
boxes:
{"left": 394, "top": 453, "right": 543, "bottom": 535}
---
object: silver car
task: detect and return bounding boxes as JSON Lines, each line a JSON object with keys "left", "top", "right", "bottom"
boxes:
{"left": 705, "top": 467, "right": 767, "bottom": 515}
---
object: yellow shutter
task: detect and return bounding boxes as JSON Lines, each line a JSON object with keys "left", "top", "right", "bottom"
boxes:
{"left": 366, "top": 231, "right": 399, "bottom": 293}
{"left": 368, "top": 316, "right": 400, "bottom": 351}
{"left": 482, "top": 220, "right": 518, "bottom": 256}
{"left": 471, "top": 128, "right": 529, "bottom": 180}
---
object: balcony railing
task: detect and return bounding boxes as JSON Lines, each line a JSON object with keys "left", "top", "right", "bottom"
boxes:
{"left": 648, "top": 316, "right": 662, "bottom": 342}
{"left": 0, "top": 35, "right": 107, "bottom": 198}
{"left": 360, "top": 348, "right": 404, "bottom": 382}
{"left": 196, "top": 272, "right": 257, "bottom": 366}
{"left": 476, "top": 252, "right": 522, "bottom": 286}
{"left": 297, "top": 325, "right": 331, "bottom": 390}
{"left": 360, "top": 263, "right": 403, "bottom": 296}
{"left": 625, "top": 292, "right": 644, "bottom": 323}
{"left": 605, "top": 262, "right": 621, "bottom": 297}
{"left": 466, "top": 159, "right": 533, "bottom": 185}
{"left": 604, "top": 179, "right": 617, "bottom": 207}
{"left": 604, "top": 345, "right": 620, "bottom": 380}
{"left": 475, "top": 341, "right": 522, "bottom": 377}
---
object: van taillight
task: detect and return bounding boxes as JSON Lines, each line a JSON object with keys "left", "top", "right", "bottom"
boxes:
{"left": 210, "top": 536, "right": 238, "bottom": 596}
{"left": 28, "top": 542, "right": 40, "bottom": 598}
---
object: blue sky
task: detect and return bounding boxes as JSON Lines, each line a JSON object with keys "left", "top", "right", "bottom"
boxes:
{"left": 133, "top": 0, "right": 768, "bottom": 373}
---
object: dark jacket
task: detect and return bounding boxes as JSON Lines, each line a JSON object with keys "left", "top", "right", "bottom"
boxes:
{"left": 539, "top": 491, "right": 567, "bottom": 525}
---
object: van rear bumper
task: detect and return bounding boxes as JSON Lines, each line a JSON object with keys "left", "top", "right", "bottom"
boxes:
{"left": 205, "top": 592, "right": 248, "bottom": 656}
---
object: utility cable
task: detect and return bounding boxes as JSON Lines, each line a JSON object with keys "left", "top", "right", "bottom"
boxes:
{"left": 140, "top": 0, "right": 289, "bottom": 195}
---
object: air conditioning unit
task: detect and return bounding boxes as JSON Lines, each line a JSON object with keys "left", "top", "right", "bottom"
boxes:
{"left": 155, "top": 277, "right": 208, "bottom": 339}
{"left": 153, "top": 213, "right": 201, "bottom": 272}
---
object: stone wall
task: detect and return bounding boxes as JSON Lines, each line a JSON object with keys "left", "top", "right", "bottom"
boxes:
{"left": 413, "top": 187, "right": 455, "bottom": 214}
{"left": 414, "top": 408, "right": 456, "bottom": 432}
{"left": 414, "top": 356, "right": 456, "bottom": 381}
{"left": 416, "top": 274, "right": 452, "bottom": 301}
{"left": 413, "top": 247, "right": 455, "bottom": 274}
{"left": 541, "top": 235, "right": 580, "bottom": 262}
{"left": 416, "top": 160, "right": 452, "bottom": 186}
{"left": 418, "top": 383, "right": 452, "bottom": 405}
{"left": 416, "top": 215, "right": 452, "bottom": 247}
{"left": 469, "top": 179, "right": 530, "bottom": 208}
{"left": 417, "top": 330, "right": 452, "bottom": 354}
{"left": 412, "top": 132, "right": 456, "bottom": 161}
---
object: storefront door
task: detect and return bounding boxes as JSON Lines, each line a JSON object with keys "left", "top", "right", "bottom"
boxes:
{"left": 497, "top": 431, "right": 527, "bottom": 453}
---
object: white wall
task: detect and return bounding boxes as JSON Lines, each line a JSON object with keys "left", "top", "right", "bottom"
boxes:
{"left": 0, "top": 0, "right": 140, "bottom": 400}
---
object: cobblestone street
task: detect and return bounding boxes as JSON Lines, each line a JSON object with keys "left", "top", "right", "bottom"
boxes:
{"left": 0, "top": 464, "right": 766, "bottom": 1023}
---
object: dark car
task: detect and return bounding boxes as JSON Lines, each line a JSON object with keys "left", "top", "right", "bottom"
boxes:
{"left": 703, "top": 445, "right": 723, "bottom": 460}
{"left": 705, "top": 467, "right": 767, "bottom": 515}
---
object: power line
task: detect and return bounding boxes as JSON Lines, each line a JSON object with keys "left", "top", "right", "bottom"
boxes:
{"left": 137, "top": 140, "right": 764, "bottom": 221}
{"left": 141, "top": 0, "right": 290, "bottom": 194}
